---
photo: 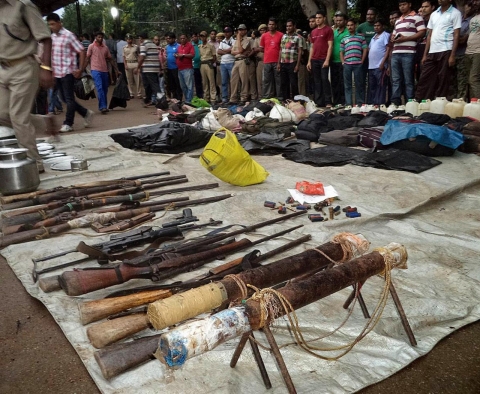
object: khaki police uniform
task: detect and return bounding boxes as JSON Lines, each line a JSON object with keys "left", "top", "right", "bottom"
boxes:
{"left": 199, "top": 42, "right": 217, "bottom": 102}
{"left": 0, "top": 0, "right": 51, "bottom": 164}
{"left": 123, "top": 44, "right": 145, "bottom": 98}
{"left": 229, "top": 36, "right": 251, "bottom": 103}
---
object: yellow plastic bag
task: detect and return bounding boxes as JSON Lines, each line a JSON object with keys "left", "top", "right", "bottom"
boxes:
{"left": 200, "top": 128, "right": 269, "bottom": 186}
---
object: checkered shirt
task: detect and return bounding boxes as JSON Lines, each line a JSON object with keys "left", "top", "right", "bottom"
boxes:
{"left": 51, "top": 27, "right": 85, "bottom": 78}
{"left": 280, "top": 33, "right": 304, "bottom": 63}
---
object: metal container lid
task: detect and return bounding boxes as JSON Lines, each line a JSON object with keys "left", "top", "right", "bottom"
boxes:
{"left": 0, "top": 147, "right": 28, "bottom": 161}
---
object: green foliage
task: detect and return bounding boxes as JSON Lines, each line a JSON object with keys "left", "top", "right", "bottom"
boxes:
{"left": 62, "top": 0, "right": 115, "bottom": 36}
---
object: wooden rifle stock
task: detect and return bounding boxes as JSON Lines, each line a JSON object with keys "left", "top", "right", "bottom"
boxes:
{"left": 94, "top": 334, "right": 162, "bottom": 380}
{"left": 59, "top": 238, "right": 252, "bottom": 296}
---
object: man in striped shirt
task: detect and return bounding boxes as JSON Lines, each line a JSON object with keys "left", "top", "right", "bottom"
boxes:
{"left": 390, "top": 1, "right": 426, "bottom": 106}
{"left": 340, "top": 19, "right": 368, "bottom": 106}
{"left": 136, "top": 32, "right": 161, "bottom": 107}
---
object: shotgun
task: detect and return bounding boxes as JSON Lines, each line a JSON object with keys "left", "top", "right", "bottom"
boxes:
{"left": 0, "top": 171, "right": 171, "bottom": 205}
{"left": 0, "top": 194, "right": 232, "bottom": 249}
{"left": 59, "top": 223, "right": 304, "bottom": 297}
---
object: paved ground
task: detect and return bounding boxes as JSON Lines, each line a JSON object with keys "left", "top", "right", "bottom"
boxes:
{"left": 1, "top": 94, "right": 479, "bottom": 393}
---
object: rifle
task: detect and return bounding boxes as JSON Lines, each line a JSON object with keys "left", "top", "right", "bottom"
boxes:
{"left": 0, "top": 194, "right": 232, "bottom": 249}
{"left": 0, "top": 175, "right": 189, "bottom": 221}
{"left": 84, "top": 227, "right": 305, "bottom": 348}
{"left": 157, "top": 243, "right": 408, "bottom": 369}
{"left": 1, "top": 177, "right": 210, "bottom": 232}
{"left": 0, "top": 171, "right": 171, "bottom": 205}
{"left": 32, "top": 218, "right": 222, "bottom": 282}
{"left": 0, "top": 174, "right": 189, "bottom": 211}
{"left": 57, "top": 211, "right": 307, "bottom": 296}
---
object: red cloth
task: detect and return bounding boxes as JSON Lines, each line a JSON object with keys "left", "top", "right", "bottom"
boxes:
{"left": 260, "top": 31, "right": 284, "bottom": 64}
{"left": 176, "top": 42, "right": 194, "bottom": 70}
{"left": 310, "top": 26, "right": 333, "bottom": 60}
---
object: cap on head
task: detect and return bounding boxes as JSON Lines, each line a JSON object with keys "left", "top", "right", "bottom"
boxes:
{"left": 237, "top": 24, "right": 247, "bottom": 30}
{"left": 224, "top": 27, "right": 233, "bottom": 32}
{"left": 199, "top": 30, "right": 208, "bottom": 37}
{"left": 216, "top": 32, "right": 226, "bottom": 38}
{"left": 258, "top": 24, "right": 267, "bottom": 30}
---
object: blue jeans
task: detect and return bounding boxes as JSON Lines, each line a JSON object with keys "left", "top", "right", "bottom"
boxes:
{"left": 91, "top": 70, "right": 109, "bottom": 110}
{"left": 391, "top": 53, "right": 415, "bottom": 106}
{"left": 55, "top": 74, "right": 87, "bottom": 126}
{"left": 48, "top": 87, "right": 62, "bottom": 113}
{"left": 343, "top": 63, "right": 364, "bottom": 106}
{"left": 179, "top": 68, "right": 194, "bottom": 103}
{"left": 220, "top": 62, "right": 234, "bottom": 102}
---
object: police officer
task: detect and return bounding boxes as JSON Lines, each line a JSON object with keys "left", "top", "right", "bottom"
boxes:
{"left": 229, "top": 24, "right": 251, "bottom": 105}
{"left": 0, "top": 0, "right": 54, "bottom": 173}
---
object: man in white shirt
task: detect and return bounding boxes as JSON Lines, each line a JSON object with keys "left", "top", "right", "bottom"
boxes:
{"left": 116, "top": 36, "right": 127, "bottom": 75}
{"left": 217, "top": 27, "right": 235, "bottom": 103}
{"left": 415, "top": 0, "right": 461, "bottom": 100}
{"left": 367, "top": 19, "right": 391, "bottom": 105}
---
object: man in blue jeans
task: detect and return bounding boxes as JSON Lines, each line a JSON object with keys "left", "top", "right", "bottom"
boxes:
{"left": 340, "top": 19, "right": 368, "bottom": 106}
{"left": 165, "top": 32, "right": 182, "bottom": 100}
{"left": 84, "top": 32, "right": 121, "bottom": 114}
{"left": 390, "top": 1, "right": 425, "bottom": 106}
{"left": 217, "top": 27, "right": 235, "bottom": 103}
{"left": 46, "top": 13, "right": 94, "bottom": 132}
{"left": 175, "top": 34, "right": 195, "bottom": 103}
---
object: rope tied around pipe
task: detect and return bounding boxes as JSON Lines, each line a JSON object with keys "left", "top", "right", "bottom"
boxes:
{"left": 246, "top": 244, "right": 405, "bottom": 361}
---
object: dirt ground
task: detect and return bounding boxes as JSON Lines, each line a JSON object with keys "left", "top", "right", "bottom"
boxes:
{"left": 0, "top": 94, "right": 479, "bottom": 393}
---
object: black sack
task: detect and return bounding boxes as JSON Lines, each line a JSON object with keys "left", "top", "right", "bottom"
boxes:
{"left": 187, "top": 108, "right": 211, "bottom": 124}
{"left": 156, "top": 94, "right": 169, "bottom": 110}
{"left": 357, "top": 111, "right": 390, "bottom": 127}
{"left": 417, "top": 112, "right": 451, "bottom": 125}
{"left": 109, "top": 75, "right": 130, "bottom": 109}
{"left": 389, "top": 136, "right": 455, "bottom": 157}
{"left": 110, "top": 122, "right": 211, "bottom": 153}
{"left": 295, "top": 113, "right": 329, "bottom": 141}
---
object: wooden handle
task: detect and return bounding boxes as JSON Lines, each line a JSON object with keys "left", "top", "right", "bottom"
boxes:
{"left": 209, "top": 257, "right": 242, "bottom": 275}
{"left": 38, "top": 275, "right": 62, "bottom": 292}
{"left": 87, "top": 313, "right": 150, "bottom": 349}
{"left": 94, "top": 334, "right": 162, "bottom": 379}
{"left": 78, "top": 289, "right": 173, "bottom": 325}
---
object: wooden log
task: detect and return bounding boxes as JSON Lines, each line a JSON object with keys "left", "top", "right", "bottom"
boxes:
{"left": 157, "top": 243, "right": 407, "bottom": 367}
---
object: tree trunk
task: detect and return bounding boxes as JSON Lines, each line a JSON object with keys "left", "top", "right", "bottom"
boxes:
{"left": 298, "top": 0, "right": 346, "bottom": 26}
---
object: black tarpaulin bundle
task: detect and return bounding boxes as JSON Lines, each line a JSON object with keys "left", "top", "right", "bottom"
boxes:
{"left": 110, "top": 122, "right": 211, "bottom": 153}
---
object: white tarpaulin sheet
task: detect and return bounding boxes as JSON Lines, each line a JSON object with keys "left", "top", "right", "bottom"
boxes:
{"left": 2, "top": 127, "right": 480, "bottom": 394}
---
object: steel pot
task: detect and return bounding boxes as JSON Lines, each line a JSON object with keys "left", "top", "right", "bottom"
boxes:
{"left": 0, "top": 148, "right": 40, "bottom": 195}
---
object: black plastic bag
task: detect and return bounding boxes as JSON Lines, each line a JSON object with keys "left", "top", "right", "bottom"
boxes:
{"left": 110, "top": 122, "right": 211, "bottom": 153}
{"left": 109, "top": 75, "right": 130, "bottom": 109}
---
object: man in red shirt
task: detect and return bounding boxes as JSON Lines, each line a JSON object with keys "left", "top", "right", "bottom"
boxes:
{"left": 259, "top": 17, "right": 284, "bottom": 100}
{"left": 84, "top": 32, "right": 120, "bottom": 114}
{"left": 175, "top": 34, "right": 195, "bottom": 102}
{"left": 307, "top": 10, "right": 334, "bottom": 107}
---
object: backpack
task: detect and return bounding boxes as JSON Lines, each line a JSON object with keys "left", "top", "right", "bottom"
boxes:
{"left": 358, "top": 127, "right": 386, "bottom": 150}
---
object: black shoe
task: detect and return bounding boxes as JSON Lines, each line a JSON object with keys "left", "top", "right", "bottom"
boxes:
{"left": 101, "top": 108, "right": 108, "bottom": 114}
{"left": 238, "top": 101, "right": 246, "bottom": 106}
